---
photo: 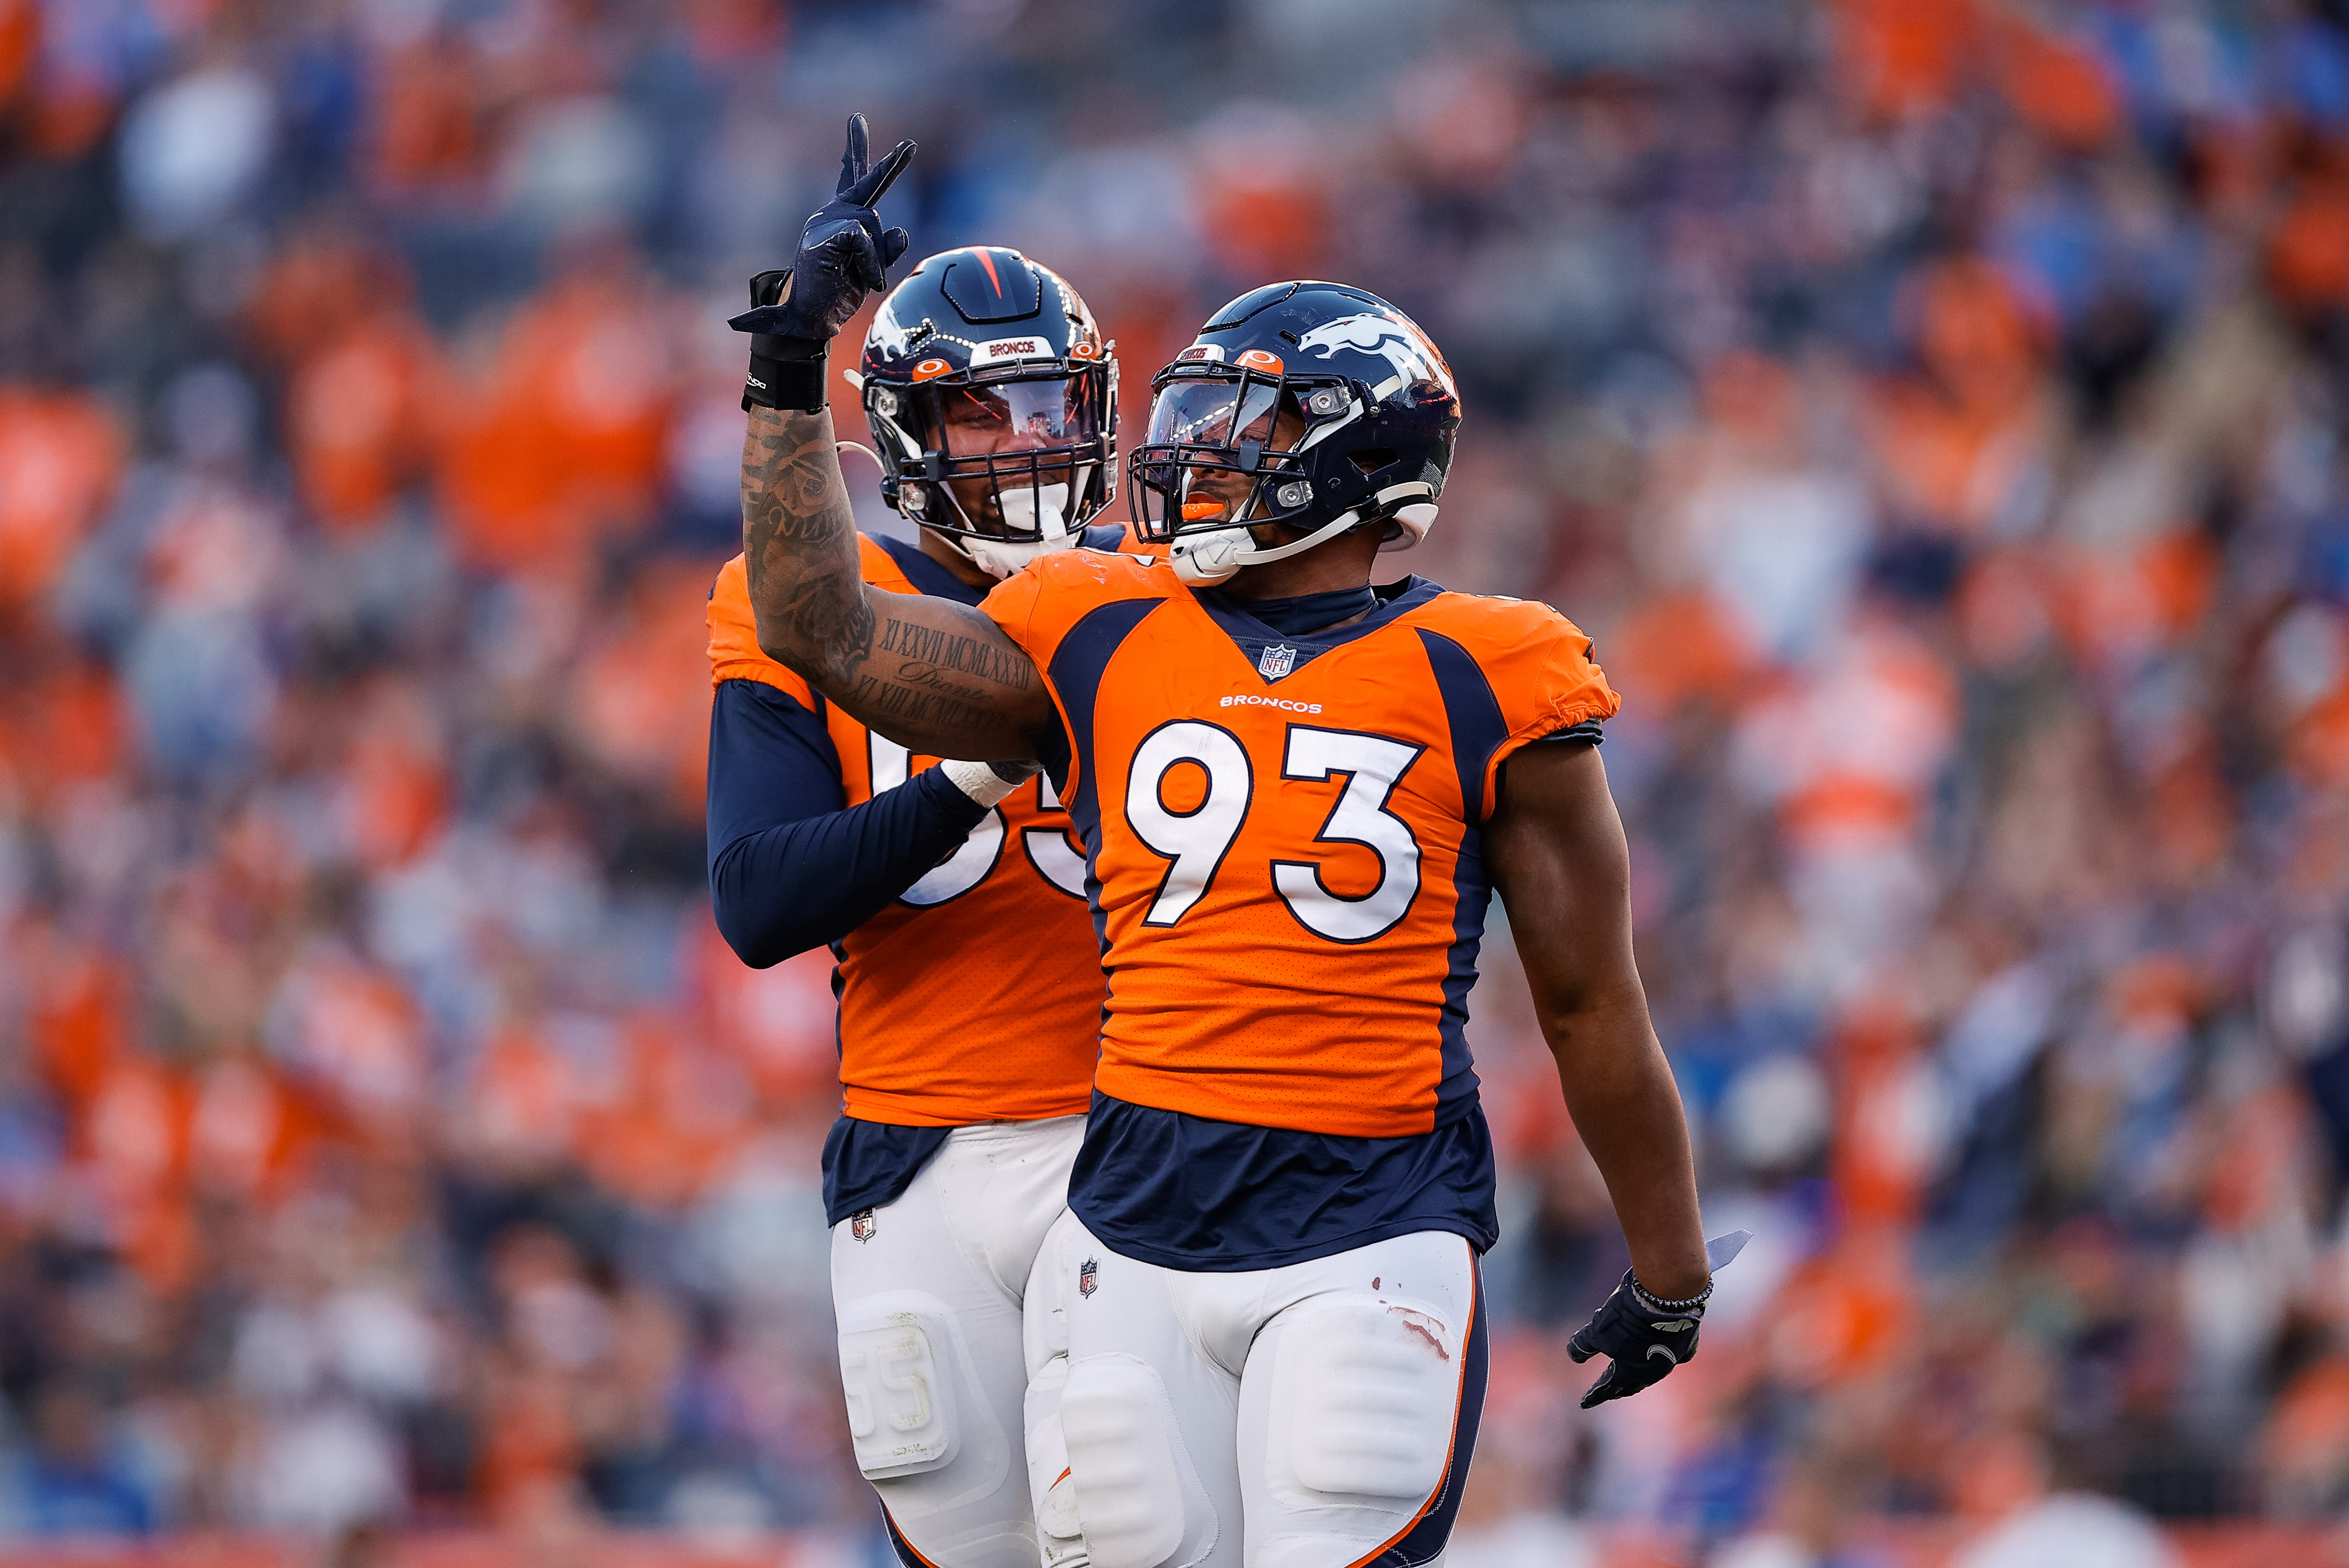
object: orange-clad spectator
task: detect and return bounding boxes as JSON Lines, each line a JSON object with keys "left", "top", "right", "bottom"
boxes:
{"left": 2201, "top": 1082, "right": 2320, "bottom": 1239}
{"left": 1911, "top": 257, "right": 2048, "bottom": 409}
{"left": 370, "top": 38, "right": 489, "bottom": 198}
{"left": 460, "top": 1027, "right": 582, "bottom": 1175}
{"left": 1870, "top": 259, "right": 2051, "bottom": 535}
{"left": 1993, "top": 18, "right": 2121, "bottom": 152}
{"left": 576, "top": 1014, "right": 749, "bottom": 1209}
{"left": 3, "top": 656, "right": 127, "bottom": 805}
{"left": 2142, "top": 740, "right": 2233, "bottom": 887}
{"left": 285, "top": 313, "right": 453, "bottom": 531}
{"left": 266, "top": 950, "right": 431, "bottom": 1140}
{"left": 437, "top": 265, "right": 681, "bottom": 571}
{"left": 27, "top": 939, "right": 135, "bottom": 1113}
{"left": 2269, "top": 175, "right": 2349, "bottom": 312}
{"left": 686, "top": 916, "right": 844, "bottom": 1108}
{"left": 1604, "top": 589, "right": 1756, "bottom": 712}
{"left": 1391, "top": 57, "right": 1528, "bottom": 187}
{"left": 1830, "top": 0, "right": 1983, "bottom": 122}
{"left": 1192, "top": 105, "right": 1328, "bottom": 280}
{"left": 84, "top": 1053, "right": 184, "bottom": 1197}
{"left": 682, "top": 0, "right": 784, "bottom": 64}
{"left": 1736, "top": 615, "right": 1959, "bottom": 838}
{"left": 2053, "top": 530, "right": 2218, "bottom": 669}
{"left": 336, "top": 676, "right": 449, "bottom": 871}
{"left": 0, "top": 0, "right": 33, "bottom": 112}
{"left": 1767, "top": 1228, "right": 1917, "bottom": 1389}
{"left": 1831, "top": 1004, "right": 1940, "bottom": 1227}
{"left": 0, "top": 385, "right": 121, "bottom": 610}
{"left": 186, "top": 1052, "right": 311, "bottom": 1202}
{"left": 477, "top": 1357, "right": 584, "bottom": 1523}
{"left": 1955, "top": 546, "right": 2059, "bottom": 671}
{"left": 2260, "top": 1351, "right": 2349, "bottom": 1516}
{"left": 241, "top": 237, "right": 415, "bottom": 366}
{"left": 2290, "top": 683, "right": 2349, "bottom": 790}
{"left": 1869, "top": 376, "right": 2044, "bottom": 537}
{"left": 562, "top": 555, "right": 716, "bottom": 816}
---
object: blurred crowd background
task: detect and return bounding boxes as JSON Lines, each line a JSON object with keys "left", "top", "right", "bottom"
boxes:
{"left": 0, "top": 0, "right": 2348, "bottom": 1561}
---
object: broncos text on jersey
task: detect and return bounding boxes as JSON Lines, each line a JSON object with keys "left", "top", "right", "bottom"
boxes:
{"left": 981, "top": 550, "right": 1620, "bottom": 1138}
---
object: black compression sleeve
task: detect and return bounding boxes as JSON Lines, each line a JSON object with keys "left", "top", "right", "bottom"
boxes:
{"left": 706, "top": 679, "right": 989, "bottom": 966}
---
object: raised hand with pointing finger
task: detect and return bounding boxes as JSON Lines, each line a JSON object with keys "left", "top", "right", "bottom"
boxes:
{"left": 730, "top": 113, "right": 916, "bottom": 412}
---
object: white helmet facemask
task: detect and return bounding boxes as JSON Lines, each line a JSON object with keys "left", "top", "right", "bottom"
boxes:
{"left": 938, "top": 473, "right": 1083, "bottom": 580}
{"left": 1165, "top": 482, "right": 1439, "bottom": 586}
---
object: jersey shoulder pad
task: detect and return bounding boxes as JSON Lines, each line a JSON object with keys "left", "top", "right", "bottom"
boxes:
{"left": 980, "top": 546, "right": 1172, "bottom": 668}
{"left": 857, "top": 532, "right": 919, "bottom": 594}
{"left": 708, "top": 554, "right": 816, "bottom": 704}
{"left": 1409, "top": 592, "right": 1622, "bottom": 808}
{"left": 1078, "top": 520, "right": 1161, "bottom": 561}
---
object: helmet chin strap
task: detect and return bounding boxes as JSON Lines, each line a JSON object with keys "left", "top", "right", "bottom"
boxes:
{"left": 1168, "top": 511, "right": 1364, "bottom": 586}
{"left": 928, "top": 479, "right": 1079, "bottom": 581}
{"left": 1167, "top": 482, "right": 1441, "bottom": 586}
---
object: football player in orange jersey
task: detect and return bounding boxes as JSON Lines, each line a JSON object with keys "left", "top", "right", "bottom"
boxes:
{"left": 712, "top": 120, "right": 1140, "bottom": 1568}
{"left": 732, "top": 118, "right": 1722, "bottom": 1568}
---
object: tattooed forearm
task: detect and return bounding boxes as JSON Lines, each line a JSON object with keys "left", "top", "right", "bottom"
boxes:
{"left": 877, "top": 617, "right": 1034, "bottom": 690}
{"left": 738, "top": 403, "right": 1051, "bottom": 758}
{"left": 846, "top": 672, "right": 999, "bottom": 735}
{"left": 741, "top": 408, "right": 862, "bottom": 666}
{"left": 771, "top": 567, "right": 876, "bottom": 686}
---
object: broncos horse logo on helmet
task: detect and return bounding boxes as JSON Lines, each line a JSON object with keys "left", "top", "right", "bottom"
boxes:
{"left": 1128, "top": 281, "right": 1461, "bottom": 585}
{"left": 850, "top": 247, "right": 1118, "bottom": 580}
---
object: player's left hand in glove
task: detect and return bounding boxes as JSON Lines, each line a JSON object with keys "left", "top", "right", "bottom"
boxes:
{"left": 1566, "top": 1230, "right": 1749, "bottom": 1408}
{"left": 729, "top": 112, "right": 915, "bottom": 411}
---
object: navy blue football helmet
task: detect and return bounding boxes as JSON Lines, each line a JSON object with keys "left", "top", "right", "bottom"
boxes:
{"left": 1127, "top": 281, "right": 1460, "bottom": 584}
{"left": 854, "top": 247, "right": 1117, "bottom": 579}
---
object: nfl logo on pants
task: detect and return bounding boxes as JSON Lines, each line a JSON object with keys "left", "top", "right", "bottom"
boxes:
{"left": 1078, "top": 1257, "right": 1098, "bottom": 1297}
{"left": 850, "top": 1210, "right": 877, "bottom": 1243}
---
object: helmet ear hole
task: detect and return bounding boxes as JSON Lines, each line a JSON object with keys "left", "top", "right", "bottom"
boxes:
{"left": 1348, "top": 447, "right": 1397, "bottom": 476}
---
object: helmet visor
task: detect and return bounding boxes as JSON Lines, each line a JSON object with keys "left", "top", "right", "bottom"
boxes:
{"left": 1129, "top": 367, "right": 1329, "bottom": 539}
{"left": 882, "top": 366, "right": 1114, "bottom": 542}
{"left": 924, "top": 375, "right": 1100, "bottom": 454}
{"left": 1145, "top": 376, "right": 1286, "bottom": 451}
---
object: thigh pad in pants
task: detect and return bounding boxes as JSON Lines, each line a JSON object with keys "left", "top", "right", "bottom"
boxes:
{"left": 1061, "top": 1353, "right": 1221, "bottom": 1568}
{"left": 1266, "top": 1294, "right": 1461, "bottom": 1505}
{"left": 838, "top": 1290, "right": 971, "bottom": 1481}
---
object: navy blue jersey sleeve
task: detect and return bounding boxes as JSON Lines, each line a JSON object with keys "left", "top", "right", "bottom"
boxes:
{"left": 707, "top": 679, "right": 990, "bottom": 967}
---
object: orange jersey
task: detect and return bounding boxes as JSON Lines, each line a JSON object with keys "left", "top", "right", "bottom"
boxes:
{"left": 982, "top": 553, "right": 1619, "bottom": 1138}
{"left": 707, "top": 535, "right": 1104, "bottom": 1126}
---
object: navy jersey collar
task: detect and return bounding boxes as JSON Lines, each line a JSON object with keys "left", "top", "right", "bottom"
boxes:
{"left": 1190, "top": 577, "right": 1444, "bottom": 682}
{"left": 878, "top": 528, "right": 1128, "bottom": 604}
{"left": 875, "top": 533, "right": 987, "bottom": 606}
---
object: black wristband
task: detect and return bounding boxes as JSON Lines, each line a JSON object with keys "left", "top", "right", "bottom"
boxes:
{"left": 744, "top": 334, "right": 827, "bottom": 414}
{"left": 1629, "top": 1272, "right": 1713, "bottom": 1313}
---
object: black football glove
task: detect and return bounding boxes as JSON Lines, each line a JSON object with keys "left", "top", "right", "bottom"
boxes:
{"left": 729, "top": 113, "right": 915, "bottom": 412}
{"left": 1566, "top": 1230, "right": 1750, "bottom": 1408}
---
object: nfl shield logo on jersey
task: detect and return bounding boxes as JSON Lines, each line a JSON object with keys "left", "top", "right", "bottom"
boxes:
{"left": 1258, "top": 644, "right": 1296, "bottom": 679}
{"left": 850, "top": 1210, "right": 877, "bottom": 1243}
{"left": 1078, "top": 1257, "right": 1099, "bottom": 1297}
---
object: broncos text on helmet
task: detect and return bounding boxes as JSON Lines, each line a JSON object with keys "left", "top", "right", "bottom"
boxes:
{"left": 1127, "top": 280, "right": 1461, "bottom": 585}
{"left": 852, "top": 247, "right": 1118, "bottom": 580}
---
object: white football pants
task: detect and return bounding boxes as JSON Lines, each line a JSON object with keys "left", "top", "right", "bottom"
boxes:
{"left": 1046, "top": 1222, "right": 1488, "bottom": 1568}
{"left": 831, "top": 1115, "right": 1088, "bottom": 1568}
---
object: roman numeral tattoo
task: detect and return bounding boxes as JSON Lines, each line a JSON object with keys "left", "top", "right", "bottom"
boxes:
{"left": 738, "top": 406, "right": 1046, "bottom": 759}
